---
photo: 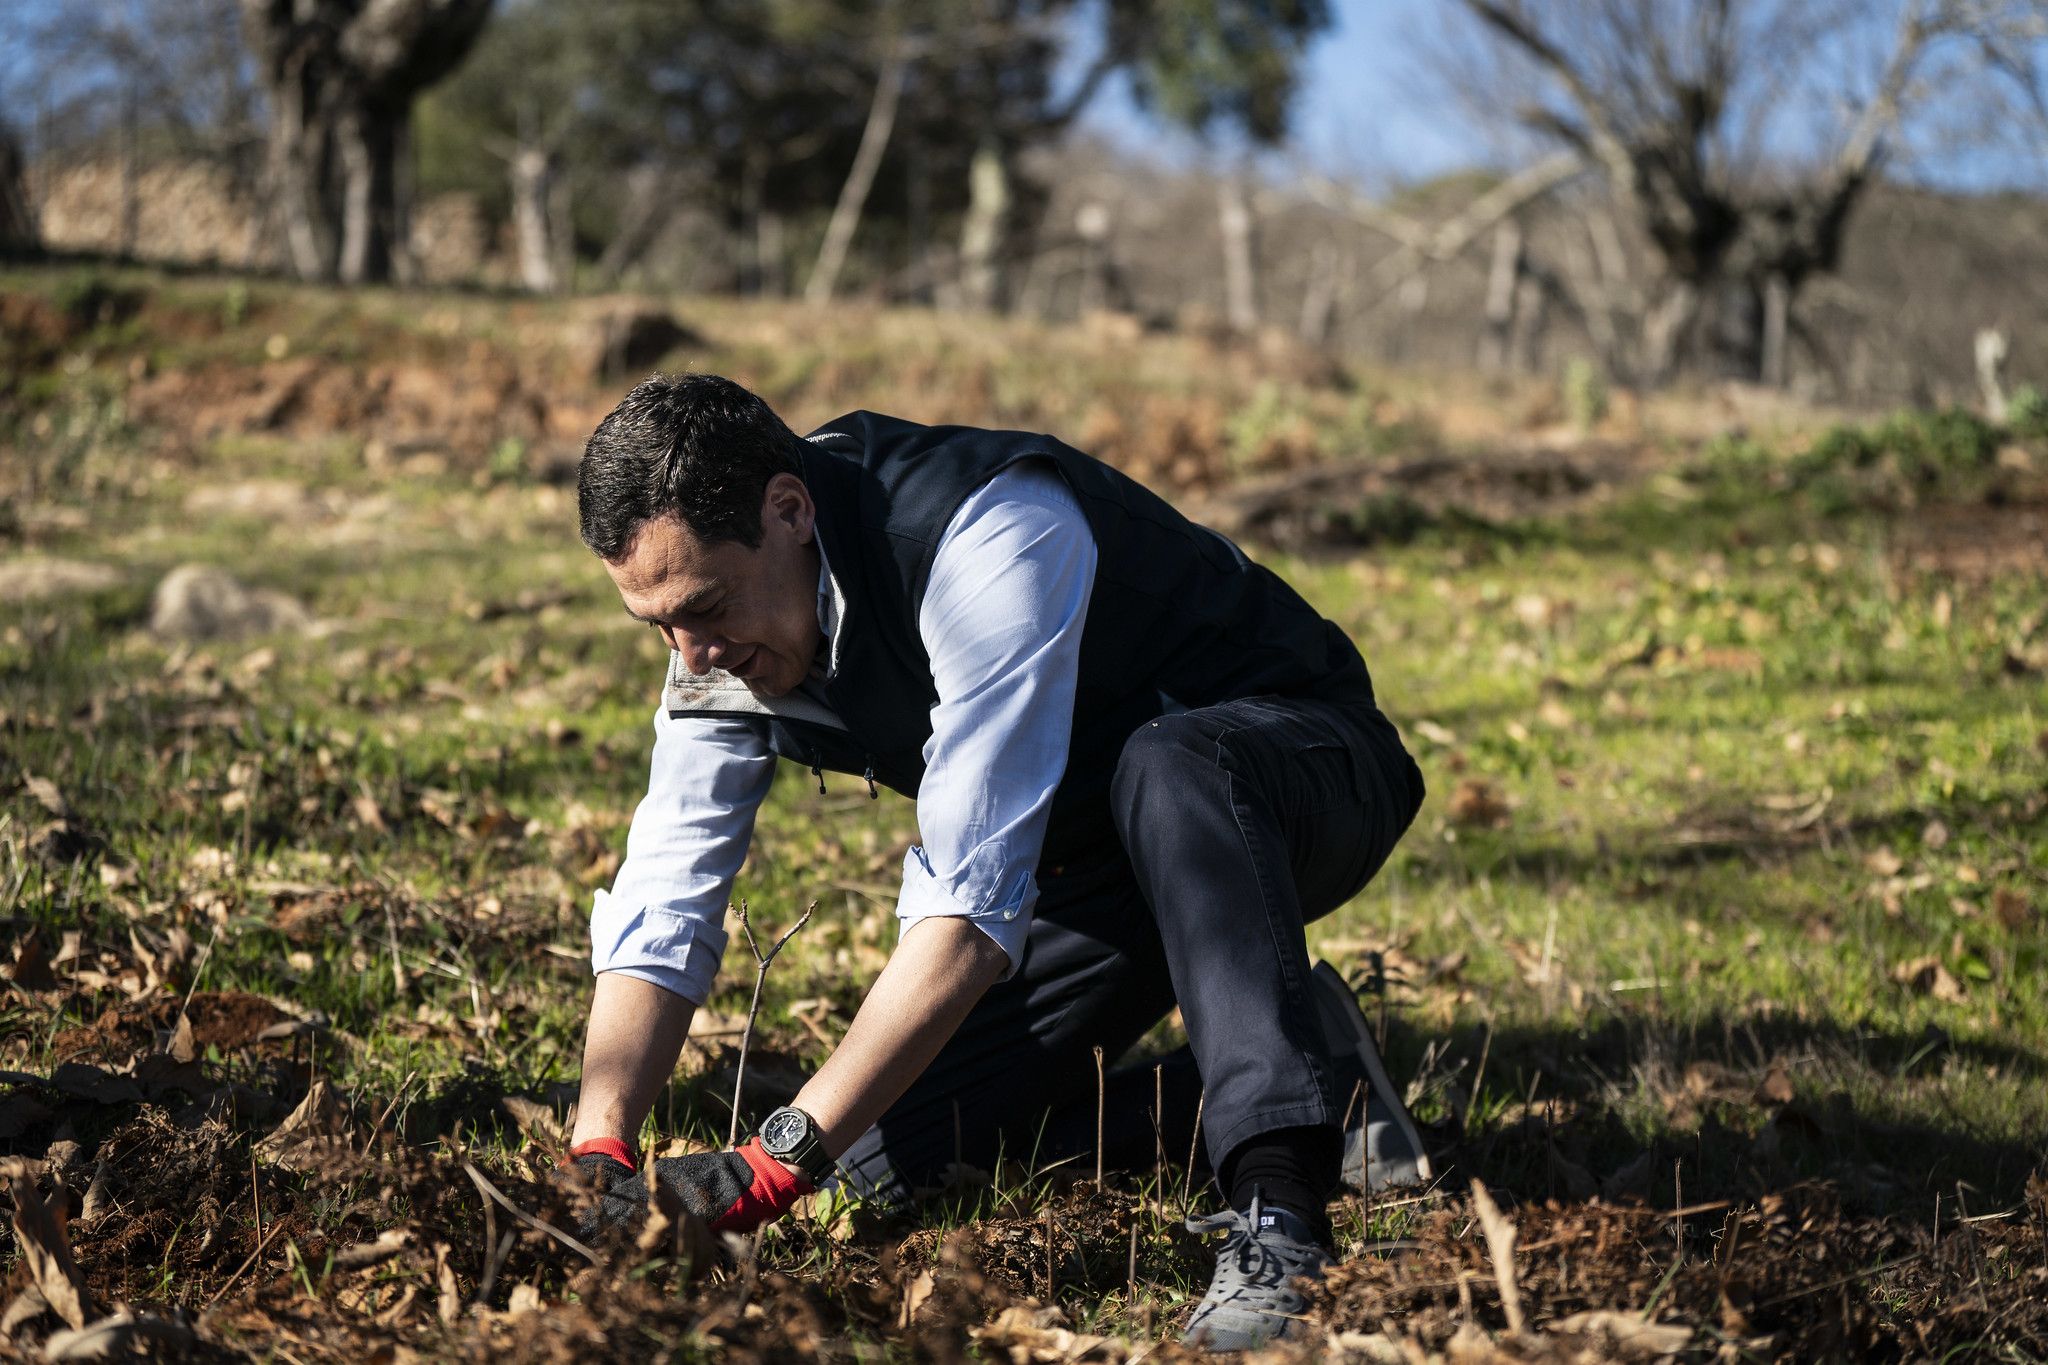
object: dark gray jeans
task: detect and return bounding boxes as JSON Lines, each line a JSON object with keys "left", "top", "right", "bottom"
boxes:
{"left": 836, "top": 694, "right": 1425, "bottom": 1202}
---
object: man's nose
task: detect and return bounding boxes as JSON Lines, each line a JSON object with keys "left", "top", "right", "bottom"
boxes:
{"left": 671, "top": 627, "right": 727, "bottom": 675}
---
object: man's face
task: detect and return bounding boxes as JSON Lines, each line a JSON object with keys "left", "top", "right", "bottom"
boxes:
{"left": 604, "top": 473, "right": 824, "bottom": 698}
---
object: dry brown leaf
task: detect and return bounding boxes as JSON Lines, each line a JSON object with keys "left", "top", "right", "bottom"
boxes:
{"left": 41, "top": 1310, "right": 194, "bottom": 1361}
{"left": 899, "top": 1268, "right": 935, "bottom": 1329}
{"left": 435, "top": 1244, "right": 461, "bottom": 1325}
{"left": 1755, "top": 1064, "right": 1795, "bottom": 1106}
{"left": 255, "top": 1078, "right": 354, "bottom": 1171}
{"left": 0, "top": 1158, "right": 92, "bottom": 1330}
{"left": 351, "top": 784, "right": 388, "bottom": 833}
{"left": 21, "top": 775, "right": 68, "bottom": 818}
{"left": 499, "top": 1096, "right": 566, "bottom": 1147}
{"left": 331, "top": 1229, "right": 412, "bottom": 1271}
{"left": 1891, "top": 955, "right": 1966, "bottom": 1003}
{"left": 164, "top": 1012, "right": 197, "bottom": 1065}
{"left": 971, "top": 1304, "right": 1119, "bottom": 1363}
{"left": 6, "top": 928, "right": 58, "bottom": 990}
{"left": 1468, "top": 1180, "right": 1524, "bottom": 1334}
{"left": 1, "top": 1285, "right": 51, "bottom": 1338}
{"left": 1447, "top": 779, "right": 1511, "bottom": 828}
{"left": 1549, "top": 1310, "right": 1692, "bottom": 1356}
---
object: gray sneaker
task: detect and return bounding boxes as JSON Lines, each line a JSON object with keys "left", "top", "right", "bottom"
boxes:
{"left": 1308, "top": 960, "right": 1434, "bottom": 1194}
{"left": 1181, "top": 1195, "right": 1332, "bottom": 1351}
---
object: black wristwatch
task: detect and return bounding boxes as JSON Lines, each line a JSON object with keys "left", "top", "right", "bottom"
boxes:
{"left": 757, "top": 1105, "right": 834, "bottom": 1185}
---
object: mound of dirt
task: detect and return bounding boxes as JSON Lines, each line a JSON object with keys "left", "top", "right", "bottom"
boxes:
{"left": 128, "top": 349, "right": 551, "bottom": 462}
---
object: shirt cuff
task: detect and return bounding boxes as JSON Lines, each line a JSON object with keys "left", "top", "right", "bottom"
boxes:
{"left": 589, "top": 887, "right": 727, "bottom": 1006}
{"left": 895, "top": 845, "right": 1034, "bottom": 979}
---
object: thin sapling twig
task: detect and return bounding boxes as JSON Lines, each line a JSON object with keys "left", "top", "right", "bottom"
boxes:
{"left": 729, "top": 898, "right": 818, "bottom": 1147}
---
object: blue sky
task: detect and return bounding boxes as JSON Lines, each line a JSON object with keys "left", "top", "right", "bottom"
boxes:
{"left": 1073, "top": 0, "right": 2048, "bottom": 194}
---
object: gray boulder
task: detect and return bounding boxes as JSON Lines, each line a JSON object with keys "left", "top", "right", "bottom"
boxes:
{"left": 149, "top": 564, "right": 311, "bottom": 641}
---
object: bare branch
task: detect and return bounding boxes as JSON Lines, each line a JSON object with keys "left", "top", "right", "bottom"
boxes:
{"left": 1456, "top": 0, "right": 1641, "bottom": 194}
{"left": 728, "top": 899, "right": 819, "bottom": 1146}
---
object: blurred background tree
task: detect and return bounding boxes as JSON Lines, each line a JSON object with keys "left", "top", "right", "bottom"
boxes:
{"left": 1437, "top": 0, "right": 2048, "bottom": 385}
{"left": 3, "top": 0, "right": 2043, "bottom": 399}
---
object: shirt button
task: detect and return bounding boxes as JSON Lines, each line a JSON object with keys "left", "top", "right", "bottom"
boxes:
{"left": 1003, "top": 908, "right": 1017, "bottom": 919}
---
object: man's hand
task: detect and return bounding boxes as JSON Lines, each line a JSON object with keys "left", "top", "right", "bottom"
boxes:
{"left": 565, "top": 1139, "right": 810, "bottom": 1242}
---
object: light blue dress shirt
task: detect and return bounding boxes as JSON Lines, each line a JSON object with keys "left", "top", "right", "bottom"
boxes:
{"left": 589, "top": 462, "right": 1098, "bottom": 1004}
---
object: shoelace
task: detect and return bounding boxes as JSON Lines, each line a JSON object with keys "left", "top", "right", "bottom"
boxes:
{"left": 1184, "top": 1195, "right": 1327, "bottom": 1309}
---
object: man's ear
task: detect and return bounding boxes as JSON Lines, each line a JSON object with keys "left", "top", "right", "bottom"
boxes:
{"left": 761, "top": 471, "right": 815, "bottom": 545}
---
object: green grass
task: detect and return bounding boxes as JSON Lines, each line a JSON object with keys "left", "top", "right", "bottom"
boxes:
{"left": 3, "top": 265, "right": 2046, "bottom": 1342}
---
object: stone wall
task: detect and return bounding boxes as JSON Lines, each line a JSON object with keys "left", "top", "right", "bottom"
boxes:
{"left": 31, "top": 156, "right": 499, "bottom": 284}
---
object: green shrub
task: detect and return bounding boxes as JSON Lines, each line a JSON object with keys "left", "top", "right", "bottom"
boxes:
{"left": 2007, "top": 384, "right": 2048, "bottom": 441}
{"left": 1224, "top": 382, "right": 1300, "bottom": 469}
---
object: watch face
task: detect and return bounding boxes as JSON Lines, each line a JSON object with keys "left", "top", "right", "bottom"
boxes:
{"left": 761, "top": 1108, "right": 806, "bottom": 1153}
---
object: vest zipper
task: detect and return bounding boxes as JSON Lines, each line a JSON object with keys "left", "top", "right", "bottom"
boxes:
{"left": 862, "top": 762, "right": 879, "bottom": 800}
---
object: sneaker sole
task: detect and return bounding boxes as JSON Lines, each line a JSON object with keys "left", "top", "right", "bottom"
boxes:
{"left": 1309, "top": 959, "right": 1434, "bottom": 1186}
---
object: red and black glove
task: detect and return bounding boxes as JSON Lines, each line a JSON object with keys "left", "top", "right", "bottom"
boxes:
{"left": 564, "top": 1136, "right": 810, "bottom": 1241}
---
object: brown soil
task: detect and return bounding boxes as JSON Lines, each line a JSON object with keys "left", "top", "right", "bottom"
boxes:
{"left": 7, "top": 1029, "right": 2045, "bottom": 1364}
{"left": 1890, "top": 499, "right": 2048, "bottom": 582}
{"left": 46, "top": 991, "right": 295, "bottom": 1067}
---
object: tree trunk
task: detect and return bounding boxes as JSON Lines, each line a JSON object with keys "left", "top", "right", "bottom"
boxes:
{"left": 1975, "top": 328, "right": 2010, "bottom": 421}
{"left": 1478, "top": 219, "right": 1523, "bottom": 371}
{"left": 0, "top": 126, "right": 34, "bottom": 252}
{"left": 510, "top": 143, "right": 557, "bottom": 293}
{"left": 1508, "top": 273, "right": 1545, "bottom": 373}
{"left": 1640, "top": 280, "right": 1700, "bottom": 386}
{"left": 261, "top": 43, "right": 337, "bottom": 281}
{"left": 595, "top": 163, "right": 673, "bottom": 286}
{"left": 1759, "top": 271, "right": 1790, "bottom": 388}
{"left": 119, "top": 89, "right": 140, "bottom": 258}
{"left": 1217, "top": 170, "right": 1258, "bottom": 334}
{"left": 336, "top": 101, "right": 403, "bottom": 285}
{"left": 958, "top": 136, "right": 1010, "bottom": 312}
{"left": 1298, "top": 239, "right": 1338, "bottom": 345}
{"left": 805, "top": 53, "right": 907, "bottom": 306}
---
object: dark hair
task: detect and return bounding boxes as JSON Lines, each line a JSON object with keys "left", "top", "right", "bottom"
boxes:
{"left": 578, "top": 373, "right": 806, "bottom": 558}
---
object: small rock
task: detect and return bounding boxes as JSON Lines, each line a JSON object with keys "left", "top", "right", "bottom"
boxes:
{"left": 148, "top": 564, "right": 311, "bottom": 641}
{"left": 577, "top": 306, "right": 700, "bottom": 383}
{"left": 0, "top": 557, "right": 121, "bottom": 604}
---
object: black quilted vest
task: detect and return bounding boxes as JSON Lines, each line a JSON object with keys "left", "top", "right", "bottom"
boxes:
{"left": 664, "top": 410, "right": 1375, "bottom": 860}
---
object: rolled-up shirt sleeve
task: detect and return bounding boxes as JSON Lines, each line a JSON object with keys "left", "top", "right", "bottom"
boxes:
{"left": 590, "top": 703, "right": 775, "bottom": 1005}
{"left": 896, "top": 463, "right": 1097, "bottom": 975}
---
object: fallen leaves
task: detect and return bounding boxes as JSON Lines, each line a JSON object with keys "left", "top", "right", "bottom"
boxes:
{"left": 1447, "top": 778, "right": 1512, "bottom": 828}
{"left": 255, "top": 1078, "right": 357, "bottom": 1173}
{"left": 1, "top": 1157, "right": 93, "bottom": 1329}
{"left": 1891, "top": 955, "right": 1967, "bottom": 1003}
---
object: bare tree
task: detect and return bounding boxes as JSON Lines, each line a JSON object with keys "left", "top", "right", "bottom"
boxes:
{"left": 0, "top": 124, "right": 35, "bottom": 252}
{"left": 1444, "top": 0, "right": 2048, "bottom": 386}
{"left": 240, "top": 0, "right": 494, "bottom": 284}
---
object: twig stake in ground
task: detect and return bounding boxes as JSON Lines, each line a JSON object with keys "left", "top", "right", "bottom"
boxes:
{"left": 1153, "top": 1064, "right": 1165, "bottom": 1188}
{"left": 1469, "top": 1179, "right": 1525, "bottom": 1334}
{"left": 729, "top": 899, "right": 818, "bottom": 1147}
{"left": 1127, "top": 1216, "right": 1139, "bottom": 1305}
{"left": 1093, "top": 1045, "right": 1105, "bottom": 1185}
{"left": 1045, "top": 1205, "right": 1056, "bottom": 1298}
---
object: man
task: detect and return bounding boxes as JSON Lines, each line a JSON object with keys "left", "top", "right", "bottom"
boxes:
{"left": 563, "top": 373, "right": 1428, "bottom": 1350}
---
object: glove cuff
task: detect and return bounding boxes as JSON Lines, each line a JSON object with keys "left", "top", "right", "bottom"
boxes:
{"left": 738, "top": 1134, "right": 813, "bottom": 1207}
{"left": 566, "top": 1135, "right": 638, "bottom": 1173}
